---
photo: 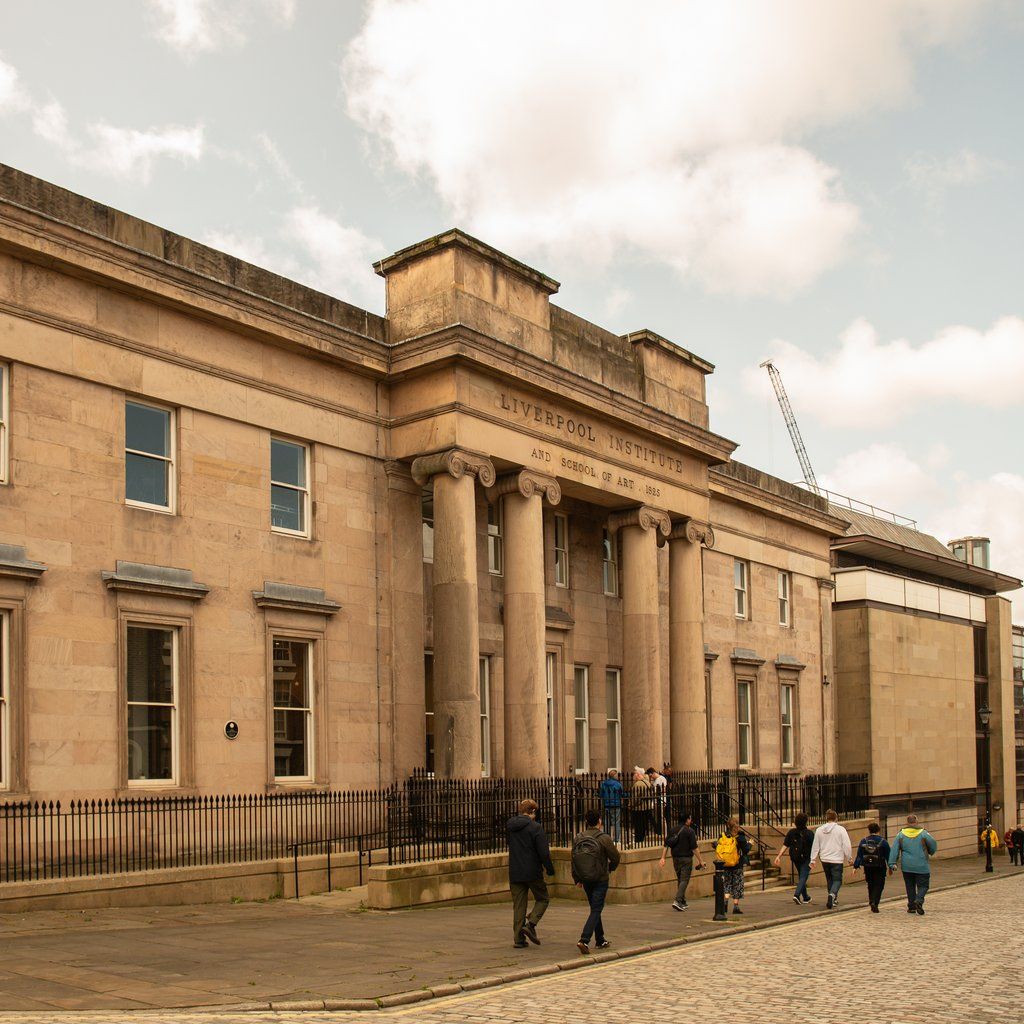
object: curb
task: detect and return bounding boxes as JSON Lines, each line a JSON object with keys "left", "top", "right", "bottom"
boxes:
{"left": 90, "top": 871, "right": 1024, "bottom": 1014}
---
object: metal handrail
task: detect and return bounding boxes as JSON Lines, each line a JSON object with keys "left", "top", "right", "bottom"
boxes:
{"left": 285, "top": 830, "right": 385, "bottom": 898}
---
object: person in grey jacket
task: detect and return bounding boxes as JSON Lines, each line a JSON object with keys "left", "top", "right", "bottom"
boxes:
{"left": 887, "top": 813, "right": 938, "bottom": 915}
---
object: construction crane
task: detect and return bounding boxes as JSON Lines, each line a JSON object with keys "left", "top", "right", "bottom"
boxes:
{"left": 759, "top": 360, "right": 819, "bottom": 495}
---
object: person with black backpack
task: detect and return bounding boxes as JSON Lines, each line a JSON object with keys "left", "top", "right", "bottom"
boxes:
{"left": 659, "top": 809, "right": 706, "bottom": 910}
{"left": 774, "top": 811, "right": 814, "bottom": 906}
{"left": 853, "top": 820, "right": 891, "bottom": 913}
{"left": 572, "top": 807, "right": 620, "bottom": 955}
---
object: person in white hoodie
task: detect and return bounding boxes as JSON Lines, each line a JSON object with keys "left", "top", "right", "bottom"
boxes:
{"left": 808, "top": 809, "right": 853, "bottom": 909}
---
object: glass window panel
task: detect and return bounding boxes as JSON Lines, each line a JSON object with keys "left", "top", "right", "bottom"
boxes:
{"left": 126, "top": 627, "right": 174, "bottom": 704}
{"left": 738, "top": 682, "right": 750, "bottom": 723}
{"left": 574, "top": 666, "right": 588, "bottom": 718}
{"left": 273, "top": 708, "right": 308, "bottom": 777}
{"left": 271, "top": 485, "right": 304, "bottom": 532}
{"left": 271, "top": 438, "right": 305, "bottom": 487}
{"left": 127, "top": 704, "right": 174, "bottom": 781}
{"left": 738, "top": 724, "right": 750, "bottom": 767}
{"left": 605, "top": 669, "right": 619, "bottom": 719}
{"left": 273, "top": 640, "right": 309, "bottom": 709}
{"left": 424, "top": 652, "right": 435, "bottom": 775}
{"left": 126, "top": 402, "right": 169, "bottom": 457}
{"left": 126, "top": 452, "right": 169, "bottom": 507}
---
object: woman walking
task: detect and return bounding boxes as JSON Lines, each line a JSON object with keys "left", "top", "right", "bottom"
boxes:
{"left": 715, "top": 816, "right": 751, "bottom": 915}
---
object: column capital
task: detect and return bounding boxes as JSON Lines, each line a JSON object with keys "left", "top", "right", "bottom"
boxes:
{"left": 411, "top": 448, "right": 496, "bottom": 488}
{"left": 485, "top": 470, "right": 561, "bottom": 506}
{"left": 608, "top": 504, "right": 671, "bottom": 538}
{"left": 817, "top": 577, "right": 837, "bottom": 591}
{"left": 668, "top": 518, "right": 716, "bottom": 548}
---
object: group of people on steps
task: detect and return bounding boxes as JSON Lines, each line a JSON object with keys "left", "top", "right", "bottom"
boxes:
{"left": 505, "top": 798, "right": 939, "bottom": 955}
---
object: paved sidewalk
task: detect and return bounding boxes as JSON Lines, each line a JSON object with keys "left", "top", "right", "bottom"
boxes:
{"left": 0, "top": 854, "right": 1017, "bottom": 1013}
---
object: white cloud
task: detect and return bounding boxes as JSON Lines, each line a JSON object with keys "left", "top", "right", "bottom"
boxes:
{"left": 343, "top": 0, "right": 984, "bottom": 296}
{"left": 78, "top": 123, "right": 205, "bottom": 181}
{"left": 746, "top": 315, "right": 1024, "bottom": 427}
{"left": 149, "top": 0, "right": 296, "bottom": 55}
{"left": 822, "top": 444, "right": 1024, "bottom": 615}
{"left": 0, "top": 53, "right": 28, "bottom": 113}
{"left": 205, "top": 205, "right": 382, "bottom": 310}
{"left": 906, "top": 147, "right": 1006, "bottom": 206}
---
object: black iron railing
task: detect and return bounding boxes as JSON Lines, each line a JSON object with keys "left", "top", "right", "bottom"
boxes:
{"left": 0, "top": 771, "right": 869, "bottom": 884}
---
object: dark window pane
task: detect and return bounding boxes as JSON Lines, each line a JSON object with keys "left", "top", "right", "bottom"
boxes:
{"left": 274, "top": 708, "right": 308, "bottom": 776}
{"left": 273, "top": 640, "right": 309, "bottom": 708}
{"left": 126, "top": 627, "right": 174, "bottom": 703}
{"left": 126, "top": 452, "right": 169, "bottom": 507}
{"left": 126, "top": 402, "right": 169, "bottom": 457}
{"left": 271, "top": 485, "right": 303, "bottom": 532}
{"left": 271, "top": 438, "right": 305, "bottom": 487}
{"left": 127, "top": 704, "right": 173, "bottom": 780}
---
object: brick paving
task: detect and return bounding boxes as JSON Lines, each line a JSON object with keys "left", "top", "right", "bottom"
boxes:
{"left": 0, "top": 856, "right": 1019, "bottom": 1022}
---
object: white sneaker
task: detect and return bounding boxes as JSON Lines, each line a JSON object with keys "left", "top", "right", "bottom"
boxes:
{"left": 671, "top": 901, "right": 686, "bottom": 911}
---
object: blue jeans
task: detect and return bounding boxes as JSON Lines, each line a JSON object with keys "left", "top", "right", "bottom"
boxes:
{"left": 793, "top": 860, "right": 811, "bottom": 900}
{"left": 581, "top": 880, "right": 609, "bottom": 944}
{"left": 822, "top": 862, "right": 844, "bottom": 897}
{"left": 604, "top": 807, "right": 621, "bottom": 843}
{"left": 902, "top": 871, "right": 930, "bottom": 907}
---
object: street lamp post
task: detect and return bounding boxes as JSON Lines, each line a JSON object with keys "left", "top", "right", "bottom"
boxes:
{"left": 979, "top": 702, "right": 993, "bottom": 873}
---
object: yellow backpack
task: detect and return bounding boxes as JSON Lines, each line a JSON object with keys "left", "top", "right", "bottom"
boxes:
{"left": 716, "top": 833, "right": 740, "bottom": 867}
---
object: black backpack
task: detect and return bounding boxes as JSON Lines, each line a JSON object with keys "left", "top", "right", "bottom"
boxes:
{"left": 571, "top": 832, "right": 607, "bottom": 883}
{"left": 860, "top": 836, "right": 885, "bottom": 869}
{"left": 789, "top": 828, "right": 812, "bottom": 863}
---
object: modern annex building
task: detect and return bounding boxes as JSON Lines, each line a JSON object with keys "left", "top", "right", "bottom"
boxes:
{"left": 0, "top": 165, "right": 1019, "bottom": 842}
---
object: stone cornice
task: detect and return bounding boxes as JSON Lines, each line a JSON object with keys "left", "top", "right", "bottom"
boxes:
{"left": 0, "top": 544, "right": 46, "bottom": 581}
{"left": 709, "top": 471, "right": 850, "bottom": 536}
{"left": 386, "top": 323, "right": 736, "bottom": 466}
{"left": 0, "top": 199, "right": 389, "bottom": 377}
{"left": 607, "top": 505, "right": 671, "bottom": 537}
{"left": 731, "top": 648, "right": 767, "bottom": 668}
{"left": 252, "top": 582, "right": 340, "bottom": 616}
{"left": 485, "top": 470, "right": 561, "bottom": 506}
{"left": 101, "top": 561, "right": 209, "bottom": 601}
{"left": 411, "top": 448, "right": 496, "bottom": 488}
{"left": 375, "top": 229, "right": 560, "bottom": 295}
{"left": 818, "top": 577, "right": 837, "bottom": 591}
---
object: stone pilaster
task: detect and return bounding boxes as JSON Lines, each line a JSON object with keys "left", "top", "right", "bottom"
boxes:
{"left": 817, "top": 577, "right": 836, "bottom": 774}
{"left": 608, "top": 505, "right": 671, "bottom": 772}
{"left": 487, "top": 470, "right": 561, "bottom": 777}
{"left": 411, "top": 448, "right": 496, "bottom": 778}
{"left": 668, "top": 519, "right": 714, "bottom": 771}
{"left": 985, "top": 595, "right": 1017, "bottom": 833}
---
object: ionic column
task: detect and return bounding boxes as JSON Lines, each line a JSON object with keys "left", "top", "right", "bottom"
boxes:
{"left": 609, "top": 505, "right": 671, "bottom": 771}
{"left": 668, "top": 520, "right": 714, "bottom": 771}
{"left": 487, "top": 470, "right": 561, "bottom": 777}
{"left": 412, "top": 449, "right": 495, "bottom": 778}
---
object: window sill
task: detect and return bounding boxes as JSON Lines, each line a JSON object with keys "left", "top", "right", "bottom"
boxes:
{"left": 118, "top": 785, "right": 196, "bottom": 799}
{"left": 126, "top": 501, "right": 176, "bottom": 516}
{"left": 270, "top": 529, "right": 313, "bottom": 541}
{"left": 266, "top": 781, "right": 329, "bottom": 793}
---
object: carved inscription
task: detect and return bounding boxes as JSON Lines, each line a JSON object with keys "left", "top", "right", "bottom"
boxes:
{"left": 500, "top": 391, "right": 684, "bottom": 478}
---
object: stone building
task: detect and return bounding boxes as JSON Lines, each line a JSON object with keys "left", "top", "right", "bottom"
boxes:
{"left": 0, "top": 165, "right": 850, "bottom": 802}
{"left": 831, "top": 510, "right": 1021, "bottom": 848}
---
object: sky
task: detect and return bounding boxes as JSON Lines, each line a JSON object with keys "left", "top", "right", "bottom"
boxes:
{"left": 1, "top": 0, "right": 1022, "bottom": 613}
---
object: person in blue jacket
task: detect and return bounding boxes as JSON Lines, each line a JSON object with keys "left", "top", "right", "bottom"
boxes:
{"left": 887, "top": 813, "right": 938, "bottom": 915}
{"left": 599, "top": 769, "right": 624, "bottom": 843}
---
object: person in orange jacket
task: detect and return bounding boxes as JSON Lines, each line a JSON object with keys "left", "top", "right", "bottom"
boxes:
{"left": 1005, "top": 828, "right": 1018, "bottom": 866}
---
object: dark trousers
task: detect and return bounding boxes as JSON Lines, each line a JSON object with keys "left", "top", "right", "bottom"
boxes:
{"left": 1010, "top": 847, "right": 1019, "bottom": 866}
{"left": 793, "top": 860, "right": 811, "bottom": 900}
{"left": 902, "top": 871, "right": 930, "bottom": 908}
{"left": 580, "top": 880, "right": 609, "bottom": 944}
{"left": 672, "top": 855, "right": 694, "bottom": 905}
{"left": 822, "top": 862, "right": 844, "bottom": 897}
{"left": 633, "top": 810, "right": 651, "bottom": 843}
{"left": 510, "top": 878, "right": 549, "bottom": 941}
{"left": 864, "top": 866, "right": 887, "bottom": 906}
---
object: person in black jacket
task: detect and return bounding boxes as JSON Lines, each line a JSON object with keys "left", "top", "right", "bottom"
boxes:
{"left": 853, "top": 820, "right": 891, "bottom": 913}
{"left": 507, "top": 798, "right": 555, "bottom": 947}
{"left": 658, "top": 809, "right": 706, "bottom": 910}
{"left": 774, "top": 812, "right": 814, "bottom": 906}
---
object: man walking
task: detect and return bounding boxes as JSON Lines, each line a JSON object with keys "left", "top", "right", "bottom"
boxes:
{"left": 506, "top": 799, "right": 555, "bottom": 947}
{"left": 853, "top": 821, "right": 891, "bottom": 913}
{"left": 888, "top": 813, "right": 938, "bottom": 915}
{"left": 647, "top": 766, "right": 668, "bottom": 833}
{"left": 572, "top": 808, "right": 620, "bottom": 954}
{"left": 599, "top": 769, "right": 624, "bottom": 843}
{"left": 659, "top": 808, "right": 705, "bottom": 910}
{"left": 1013, "top": 823, "right": 1024, "bottom": 867}
{"left": 809, "top": 809, "right": 853, "bottom": 909}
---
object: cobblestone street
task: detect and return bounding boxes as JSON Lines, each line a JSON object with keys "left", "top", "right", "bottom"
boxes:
{"left": 1, "top": 873, "right": 1020, "bottom": 1024}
